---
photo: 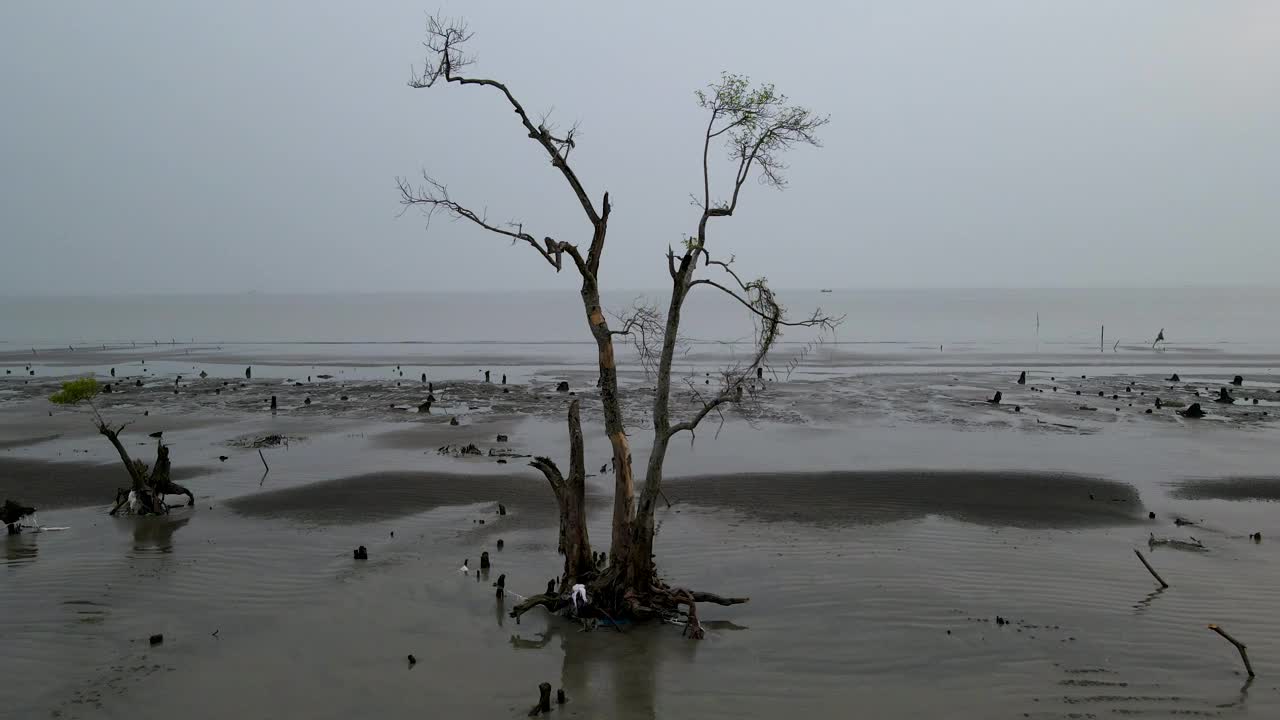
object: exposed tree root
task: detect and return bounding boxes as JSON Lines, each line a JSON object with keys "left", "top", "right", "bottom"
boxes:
{"left": 101, "top": 424, "right": 191, "bottom": 516}
{"left": 509, "top": 564, "right": 748, "bottom": 639}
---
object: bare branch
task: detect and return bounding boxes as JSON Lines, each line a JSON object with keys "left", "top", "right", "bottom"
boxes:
{"left": 529, "top": 456, "right": 566, "bottom": 494}
{"left": 409, "top": 14, "right": 603, "bottom": 234}
{"left": 406, "top": 15, "right": 475, "bottom": 88}
{"left": 397, "top": 173, "right": 590, "bottom": 274}
{"left": 667, "top": 393, "right": 734, "bottom": 439}
{"left": 690, "top": 278, "right": 839, "bottom": 330}
{"left": 609, "top": 301, "right": 666, "bottom": 379}
{"left": 667, "top": 272, "right": 840, "bottom": 441}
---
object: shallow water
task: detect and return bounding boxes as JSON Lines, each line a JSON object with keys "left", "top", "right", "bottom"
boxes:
{"left": 2, "top": 403, "right": 1278, "bottom": 718}
{"left": 4, "top": 321, "right": 1280, "bottom": 717}
{"left": 5, "top": 288, "right": 1280, "bottom": 351}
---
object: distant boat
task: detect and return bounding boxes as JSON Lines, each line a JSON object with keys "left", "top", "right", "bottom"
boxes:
{"left": 820, "top": 288, "right": 833, "bottom": 293}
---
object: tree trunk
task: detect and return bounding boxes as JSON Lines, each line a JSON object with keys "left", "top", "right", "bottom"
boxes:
{"left": 626, "top": 257, "right": 693, "bottom": 588}
{"left": 530, "top": 400, "right": 593, "bottom": 587}
{"left": 580, "top": 283, "right": 634, "bottom": 565}
{"left": 624, "top": 435, "right": 667, "bottom": 590}
{"left": 98, "top": 423, "right": 177, "bottom": 514}
{"left": 561, "top": 399, "right": 591, "bottom": 584}
{"left": 98, "top": 423, "right": 146, "bottom": 493}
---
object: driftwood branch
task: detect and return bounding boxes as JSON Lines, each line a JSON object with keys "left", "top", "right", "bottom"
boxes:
{"left": 687, "top": 590, "right": 750, "bottom": 606}
{"left": 1133, "top": 549, "right": 1169, "bottom": 588}
{"left": 510, "top": 593, "right": 566, "bottom": 622}
{"left": 1209, "top": 624, "right": 1256, "bottom": 677}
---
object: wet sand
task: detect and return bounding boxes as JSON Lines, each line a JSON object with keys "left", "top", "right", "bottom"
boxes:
{"left": 1173, "top": 477, "right": 1280, "bottom": 502}
{"left": 227, "top": 470, "right": 556, "bottom": 524}
{"left": 669, "top": 470, "right": 1143, "bottom": 528}
{"left": 0, "top": 457, "right": 214, "bottom": 510}
{"left": 4, "top": 353, "right": 1280, "bottom": 718}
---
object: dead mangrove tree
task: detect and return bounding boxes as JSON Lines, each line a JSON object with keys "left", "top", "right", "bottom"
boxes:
{"left": 400, "top": 16, "right": 836, "bottom": 632}
{"left": 49, "top": 377, "right": 194, "bottom": 515}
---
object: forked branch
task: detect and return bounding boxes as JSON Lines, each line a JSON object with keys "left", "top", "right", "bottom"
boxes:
{"left": 667, "top": 265, "right": 839, "bottom": 440}
{"left": 410, "top": 14, "right": 605, "bottom": 254}
{"left": 696, "top": 73, "right": 830, "bottom": 222}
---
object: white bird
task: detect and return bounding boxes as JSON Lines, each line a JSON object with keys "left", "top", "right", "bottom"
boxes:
{"left": 571, "top": 583, "right": 589, "bottom": 611}
{"left": 458, "top": 558, "right": 469, "bottom": 573}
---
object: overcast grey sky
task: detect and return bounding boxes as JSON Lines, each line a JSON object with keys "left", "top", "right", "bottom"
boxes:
{"left": 1, "top": 1, "right": 1277, "bottom": 295}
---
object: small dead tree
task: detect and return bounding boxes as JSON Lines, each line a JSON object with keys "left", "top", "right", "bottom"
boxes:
{"left": 401, "top": 16, "right": 836, "bottom": 627}
{"left": 529, "top": 399, "right": 593, "bottom": 585}
{"left": 49, "top": 378, "right": 193, "bottom": 515}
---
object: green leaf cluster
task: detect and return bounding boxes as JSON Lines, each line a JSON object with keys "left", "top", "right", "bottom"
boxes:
{"left": 50, "top": 377, "right": 100, "bottom": 405}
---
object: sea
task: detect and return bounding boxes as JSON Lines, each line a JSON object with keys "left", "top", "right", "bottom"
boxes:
{"left": 2, "top": 287, "right": 1277, "bottom": 359}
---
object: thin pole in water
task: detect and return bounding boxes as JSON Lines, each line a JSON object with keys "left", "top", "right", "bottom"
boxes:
{"left": 1134, "top": 549, "right": 1169, "bottom": 588}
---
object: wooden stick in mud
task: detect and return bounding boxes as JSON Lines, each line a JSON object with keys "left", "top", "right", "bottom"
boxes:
{"left": 1134, "top": 549, "right": 1169, "bottom": 588}
{"left": 1209, "top": 624, "right": 1256, "bottom": 677}
{"left": 258, "top": 448, "right": 271, "bottom": 486}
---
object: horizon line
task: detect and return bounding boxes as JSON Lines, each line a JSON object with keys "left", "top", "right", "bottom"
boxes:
{"left": 3, "top": 284, "right": 1278, "bottom": 299}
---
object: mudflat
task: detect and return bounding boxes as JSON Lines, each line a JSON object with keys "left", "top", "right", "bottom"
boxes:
{"left": 3, "top": 354, "right": 1280, "bottom": 718}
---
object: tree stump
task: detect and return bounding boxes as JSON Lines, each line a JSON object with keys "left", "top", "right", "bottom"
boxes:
{"left": 532, "top": 682, "right": 552, "bottom": 716}
{"left": 556, "top": 381, "right": 570, "bottom": 393}
{"left": 480, "top": 551, "right": 490, "bottom": 570}
{"left": 1179, "top": 403, "right": 1205, "bottom": 418}
{"left": 1017, "top": 371, "right": 1026, "bottom": 385}
{"left": 270, "top": 395, "right": 277, "bottom": 411}
{"left": 495, "top": 573, "right": 506, "bottom": 598}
